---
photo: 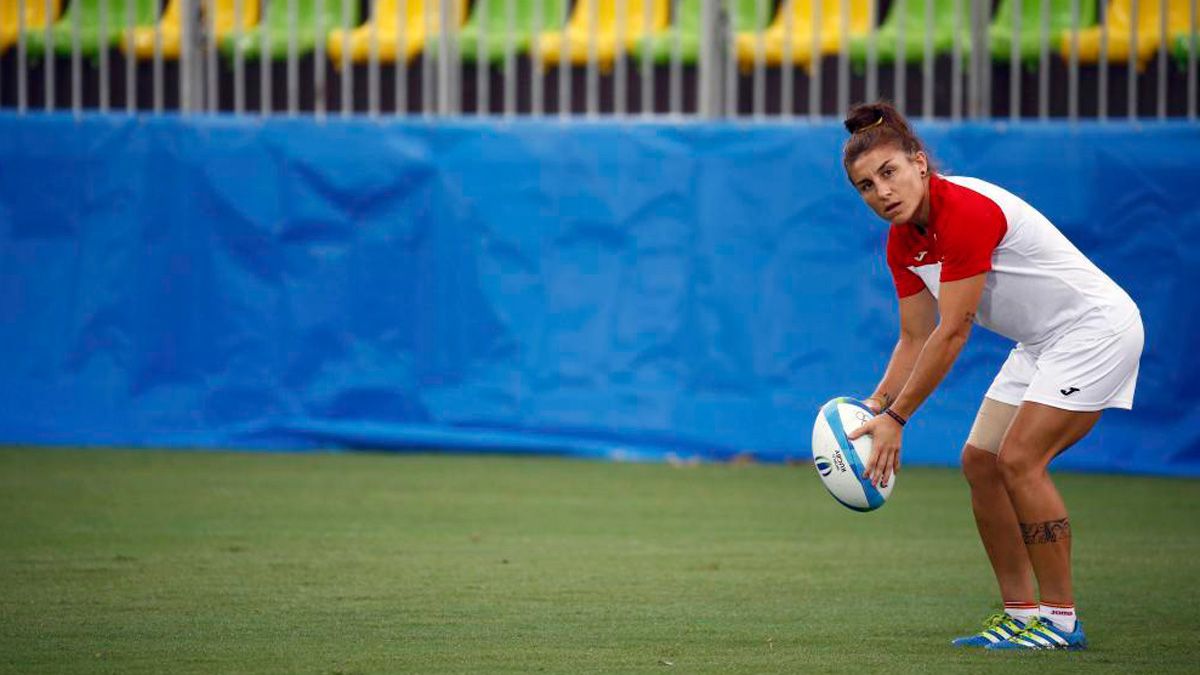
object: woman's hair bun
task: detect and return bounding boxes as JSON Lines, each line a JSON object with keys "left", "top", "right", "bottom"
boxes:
{"left": 844, "top": 102, "right": 892, "bottom": 135}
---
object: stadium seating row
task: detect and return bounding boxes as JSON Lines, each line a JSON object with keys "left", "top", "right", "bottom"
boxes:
{"left": 1, "top": 0, "right": 1195, "bottom": 69}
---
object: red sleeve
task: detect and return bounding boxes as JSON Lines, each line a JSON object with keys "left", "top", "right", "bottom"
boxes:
{"left": 938, "top": 191, "right": 1007, "bottom": 283}
{"left": 886, "top": 228, "right": 927, "bottom": 298}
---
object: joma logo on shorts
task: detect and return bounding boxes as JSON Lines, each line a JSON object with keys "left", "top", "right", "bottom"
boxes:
{"left": 1060, "top": 387, "right": 1080, "bottom": 396}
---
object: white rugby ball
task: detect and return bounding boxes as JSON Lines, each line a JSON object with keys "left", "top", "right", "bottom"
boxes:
{"left": 811, "top": 397, "right": 894, "bottom": 512}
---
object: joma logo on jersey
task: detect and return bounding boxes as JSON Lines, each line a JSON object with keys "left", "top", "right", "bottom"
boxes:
{"left": 914, "top": 251, "right": 929, "bottom": 261}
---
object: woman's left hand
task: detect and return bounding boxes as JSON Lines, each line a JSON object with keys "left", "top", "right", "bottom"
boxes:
{"left": 846, "top": 414, "right": 903, "bottom": 488}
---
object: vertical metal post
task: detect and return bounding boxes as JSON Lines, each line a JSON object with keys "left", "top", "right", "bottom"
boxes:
{"left": 1038, "top": 0, "right": 1049, "bottom": 119}
{"left": 558, "top": 0, "right": 569, "bottom": 116}
{"left": 439, "top": 0, "right": 457, "bottom": 115}
{"left": 951, "top": 0, "right": 962, "bottom": 119}
{"left": 698, "top": 0, "right": 717, "bottom": 116}
{"left": 2, "top": 4, "right": 8, "bottom": 108}
{"left": 752, "top": 0, "right": 765, "bottom": 118}
{"left": 71, "top": 0, "right": 81, "bottom": 117}
{"left": 154, "top": 0, "right": 164, "bottom": 113}
{"left": 1128, "top": 0, "right": 1137, "bottom": 119}
{"left": 922, "top": 0, "right": 933, "bottom": 119}
{"left": 369, "top": 0, "right": 380, "bottom": 116}
{"left": 100, "top": 0, "right": 110, "bottom": 111}
{"left": 971, "top": 0, "right": 990, "bottom": 118}
{"left": 478, "top": 0, "right": 489, "bottom": 113}
{"left": 1068, "top": 0, "right": 1079, "bottom": 120}
{"left": 505, "top": 0, "right": 517, "bottom": 116}
{"left": 1098, "top": 0, "right": 1107, "bottom": 119}
{"left": 207, "top": 0, "right": 218, "bottom": 112}
{"left": 181, "top": 0, "right": 197, "bottom": 113}
{"left": 585, "top": 0, "right": 598, "bottom": 116}
{"left": 1010, "top": 0, "right": 1020, "bottom": 119}
{"left": 44, "top": 0, "right": 55, "bottom": 112}
{"left": 837, "top": 0, "right": 849, "bottom": 115}
{"left": 1156, "top": 0, "right": 1167, "bottom": 119}
{"left": 641, "top": 0, "right": 653, "bottom": 115}
{"left": 234, "top": 0, "right": 246, "bottom": 114}
{"left": 614, "top": 0, "right": 627, "bottom": 116}
{"left": 725, "top": 0, "right": 736, "bottom": 117}
{"left": 966, "top": 0, "right": 980, "bottom": 118}
{"left": 981, "top": 0, "right": 991, "bottom": 115}
{"left": 260, "top": 0, "right": 271, "bottom": 114}
{"left": 1189, "top": 0, "right": 1197, "bottom": 120}
{"left": 670, "top": 0, "right": 682, "bottom": 115}
{"left": 289, "top": 0, "right": 299, "bottom": 115}
{"left": 396, "top": 0, "right": 408, "bottom": 115}
{"left": 895, "top": 0, "right": 906, "bottom": 116}
{"left": 809, "top": 0, "right": 821, "bottom": 119}
{"left": 532, "top": 0, "right": 545, "bottom": 115}
{"left": 867, "top": 0, "right": 878, "bottom": 104}
{"left": 341, "top": 0, "right": 352, "bottom": 116}
{"left": 781, "top": 0, "right": 794, "bottom": 118}
{"left": 127, "top": 0, "right": 136, "bottom": 110}
{"left": 315, "top": 0, "right": 327, "bottom": 118}
{"left": 17, "top": 0, "right": 28, "bottom": 113}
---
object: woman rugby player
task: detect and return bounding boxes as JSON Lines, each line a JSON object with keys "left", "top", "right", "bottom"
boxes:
{"left": 841, "top": 101, "right": 1143, "bottom": 651}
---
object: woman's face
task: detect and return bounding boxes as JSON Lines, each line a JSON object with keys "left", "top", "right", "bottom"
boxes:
{"left": 847, "top": 145, "right": 930, "bottom": 226}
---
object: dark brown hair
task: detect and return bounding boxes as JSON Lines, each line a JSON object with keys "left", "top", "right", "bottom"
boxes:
{"left": 842, "top": 101, "right": 931, "bottom": 175}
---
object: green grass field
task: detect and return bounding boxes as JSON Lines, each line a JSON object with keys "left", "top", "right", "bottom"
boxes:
{"left": 1, "top": 447, "right": 1198, "bottom": 673}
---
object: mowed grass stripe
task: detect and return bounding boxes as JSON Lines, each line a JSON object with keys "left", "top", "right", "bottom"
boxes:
{"left": 1, "top": 448, "right": 1197, "bottom": 673}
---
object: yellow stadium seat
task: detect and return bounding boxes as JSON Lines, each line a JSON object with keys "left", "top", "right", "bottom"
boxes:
{"left": 1, "top": 0, "right": 63, "bottom": 52}
{"left": 736, "top": 0, "right": 871, "bottom": 70}
{"left": 121, "top": 0, "right": 258, "bottom": 60}
{"left": 1067, "top": 0, "right": 1193, "bottom": 68}
{"left": 327, "top": 0, "right": 467, "bottom": 64}
{"left": 207, "top": 0, "right": 261, "bottom": 40}
{"left": 121, "top": 0, "right": 258, "bottom": 59}
{"left": 535, "top": 0, "right": 669, "bottom": 69}
{"left": 121, "top": 0, "right": 183, "bottom": 59}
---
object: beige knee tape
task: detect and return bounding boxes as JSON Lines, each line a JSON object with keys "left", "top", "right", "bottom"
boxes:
{"left": 966, "top": 397, "right": 1019, "bottom": 455}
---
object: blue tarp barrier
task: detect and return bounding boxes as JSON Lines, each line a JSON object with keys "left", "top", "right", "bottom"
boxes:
{"left": 0, "top": 113, "right": 1197, "bottom": 475}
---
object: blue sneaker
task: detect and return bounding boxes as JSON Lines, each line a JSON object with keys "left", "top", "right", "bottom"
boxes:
{"left": 985, "top": 617, "right": 1088, "bottom": 651}
{"left": 951, "top": 612, "right": 1029, "bottom": 647}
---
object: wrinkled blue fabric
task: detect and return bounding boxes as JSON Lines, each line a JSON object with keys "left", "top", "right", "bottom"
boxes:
{"left": 0, "top": 113, "right": 1196, "bottom": 475}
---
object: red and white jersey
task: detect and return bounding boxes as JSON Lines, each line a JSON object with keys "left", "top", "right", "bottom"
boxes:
{"left": 887, "top": 174, "right": 1139, "bottom": 350}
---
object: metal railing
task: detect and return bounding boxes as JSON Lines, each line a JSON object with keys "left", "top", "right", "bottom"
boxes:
{"left": 0, "top": 0, "right": 1195, "bottom": 118}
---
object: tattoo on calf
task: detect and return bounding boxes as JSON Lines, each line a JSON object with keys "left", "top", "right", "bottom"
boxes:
{"left": 1020, "top": 518, "right": 1072, "bottom": 544}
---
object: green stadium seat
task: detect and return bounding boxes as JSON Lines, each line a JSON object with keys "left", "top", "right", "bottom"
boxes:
{"left": 1175, "top": 32, "right": 1197, "bottom": 69}
{"left": 22, "top": 0, "right": 159, "bottom": 57}
{"left": 442, "top": 0, "right": 568, "bottom": 64}
{"left": 848, "top": 0, "right": 973, "bottom": 66}
{"left": 220, "top": 0, "right": 347, "bottom": 60}
{"left": 632, "top": 0, "right": 774, "bottom": 66}
{"left": 989, "top": 0, "right": 1096, "bottom": 65}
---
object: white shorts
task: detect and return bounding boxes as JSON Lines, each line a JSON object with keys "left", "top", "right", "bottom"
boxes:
{"left": 985, "top": 316, "right": 1144, "bottom": 413}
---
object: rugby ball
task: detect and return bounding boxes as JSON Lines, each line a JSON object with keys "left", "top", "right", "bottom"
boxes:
{"left": 811, "top": 397, "right": 894, "bottom": 512}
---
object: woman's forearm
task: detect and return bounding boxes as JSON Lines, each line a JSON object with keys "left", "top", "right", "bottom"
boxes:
{"left": 890, "top": 327, "right": 972, "bottom": 419}
{"left": 869, "top": 335, "right": 928, "bottom": 409}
